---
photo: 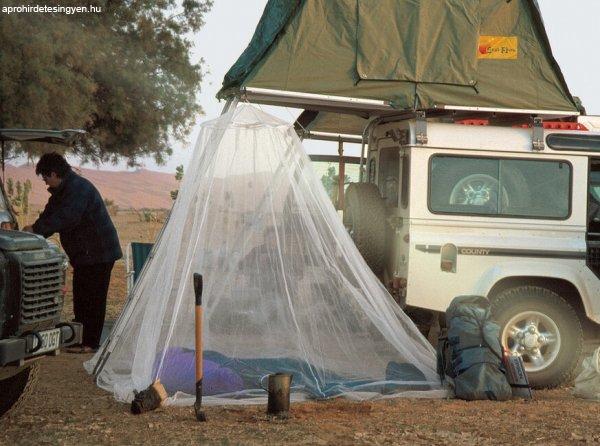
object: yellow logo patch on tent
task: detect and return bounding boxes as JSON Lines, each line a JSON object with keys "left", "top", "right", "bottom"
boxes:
{"left": 477, "top": 36, "right": 518, "bottom": 59}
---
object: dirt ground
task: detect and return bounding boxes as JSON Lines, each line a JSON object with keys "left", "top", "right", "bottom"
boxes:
{"left": 3, "top": 210, "right": 600, "bottom": 445}
{"left": 2, "top": 354, "right": 600, "bottom": 446}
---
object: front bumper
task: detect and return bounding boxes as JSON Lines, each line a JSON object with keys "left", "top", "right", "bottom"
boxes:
{"left": 0, "top": 322, "right": 83, "bottom": 366}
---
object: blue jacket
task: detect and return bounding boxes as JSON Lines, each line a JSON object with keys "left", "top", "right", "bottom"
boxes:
{"left": 32, "top": 171, "right": 123, "bottom": 266}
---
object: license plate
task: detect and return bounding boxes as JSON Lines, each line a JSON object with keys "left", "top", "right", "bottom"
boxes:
{"left": 31, "top": 328, "right": 61, "bottom": 355}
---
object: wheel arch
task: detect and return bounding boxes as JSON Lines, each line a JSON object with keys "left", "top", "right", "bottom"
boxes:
{"left": 489, "top": 282, "right": 584, "bottom": 388}
{"left": 486, "top": 276, "right": 588, "bottom": 325}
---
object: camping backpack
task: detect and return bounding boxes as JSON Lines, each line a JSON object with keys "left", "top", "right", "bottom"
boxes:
{"left": 437, "top": 295, "right": 512, "bottom": 401}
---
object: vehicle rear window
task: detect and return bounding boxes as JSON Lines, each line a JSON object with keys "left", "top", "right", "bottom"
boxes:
{"left": 429, "top": 155, "right": 571, "bottom": 219}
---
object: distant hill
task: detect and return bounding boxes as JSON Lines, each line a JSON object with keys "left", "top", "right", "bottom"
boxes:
{"left": 4, "top": 164, "right": 178, "bottom": 210}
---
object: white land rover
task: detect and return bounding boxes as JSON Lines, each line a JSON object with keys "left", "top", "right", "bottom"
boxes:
{"left": 344, "top": 114, "right": 600, "bottom": 388}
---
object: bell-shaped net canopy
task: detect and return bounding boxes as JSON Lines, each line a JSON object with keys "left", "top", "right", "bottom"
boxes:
{"left": 86, "top": 105, "right": 444, "bottom": 404}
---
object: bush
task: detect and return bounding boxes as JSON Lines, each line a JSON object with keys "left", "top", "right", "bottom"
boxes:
{"left": 138, "top": 209, "right": 158, "bottom": 223}
{"left": 6, "top": 178, "right": 32, "bottom": 227}
{"left": 103, "top": 198, "right": 119, "bottom": 217}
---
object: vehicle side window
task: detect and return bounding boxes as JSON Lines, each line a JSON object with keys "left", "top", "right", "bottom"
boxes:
{"left": 589, "top": 171, "right": 600, "bottom": 203}
{"left": 378, "top": 147, "right": 399, "bottom": 207}
{"left": 588, "top": 164, "right": 600, "bottom": 233}
{"left": 429, "top": 155, "right": 571, "bottom": 219}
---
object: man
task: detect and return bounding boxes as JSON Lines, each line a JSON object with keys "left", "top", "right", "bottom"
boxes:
{"left": 24, "top": 153, "right": 122, "bottom": 353}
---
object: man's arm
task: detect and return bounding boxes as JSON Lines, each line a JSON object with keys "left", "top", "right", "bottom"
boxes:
{"left": 32, "top": 185, "right": 89, "bottom": 237}
{"left": 27, "top": 199, "right": 54, "bottom": 234}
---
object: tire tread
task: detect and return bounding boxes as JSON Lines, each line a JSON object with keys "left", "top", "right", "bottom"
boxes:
{"left": 344, "top": 183, "right": 387, "bottom": 274}
{"left": 0, "top": 362, "right": 40, "bottom": 418}
{"left": 491, "top": 285, "right": 583, "bottom": 389}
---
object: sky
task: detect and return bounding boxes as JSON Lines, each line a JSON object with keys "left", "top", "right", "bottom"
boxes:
{"left": 102, "top": 0, "right": 600, "bottom": 173}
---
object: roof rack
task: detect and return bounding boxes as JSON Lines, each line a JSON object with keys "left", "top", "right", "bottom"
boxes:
{"left": 240, "top": 87, "right": 579, "bottom": 120}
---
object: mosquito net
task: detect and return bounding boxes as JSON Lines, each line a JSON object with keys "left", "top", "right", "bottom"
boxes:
{"left": 86, "top": 105, "right": 445, "bottom": 404}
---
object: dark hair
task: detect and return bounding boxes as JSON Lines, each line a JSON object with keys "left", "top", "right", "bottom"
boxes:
{"left": 35, "top": 152, "right": 72, "bottom": 178}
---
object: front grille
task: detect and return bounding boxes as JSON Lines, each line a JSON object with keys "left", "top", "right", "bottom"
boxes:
{"left": 20, "top": 259, "right": 63, "bottom": 325}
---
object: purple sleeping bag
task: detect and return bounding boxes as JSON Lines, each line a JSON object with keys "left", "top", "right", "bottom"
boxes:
{"left": 154, "top": 347, "right": 244, "bottom": 395}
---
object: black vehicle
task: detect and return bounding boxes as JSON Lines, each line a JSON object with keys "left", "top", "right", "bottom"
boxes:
{"left": 0, "top": 129, "right": 84, "bottom": 417}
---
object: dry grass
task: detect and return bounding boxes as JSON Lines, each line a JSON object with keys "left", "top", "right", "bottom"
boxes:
{"left": 2, "top": 353, "right": 600, "bottom": 445}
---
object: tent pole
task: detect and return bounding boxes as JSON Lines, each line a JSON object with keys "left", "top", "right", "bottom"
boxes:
{"left": 337, "top": 139, "right": 344, "bottom": 210}
{"left": 242, "top": 87, "right": 393, "bottom": 114}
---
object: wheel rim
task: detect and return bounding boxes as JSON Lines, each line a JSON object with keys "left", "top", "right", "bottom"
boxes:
{"left": 501, "top": 311, "right": 562, "bottom": 373}
{"left": 449, "top": 174, "right": 509, "bottom": 208}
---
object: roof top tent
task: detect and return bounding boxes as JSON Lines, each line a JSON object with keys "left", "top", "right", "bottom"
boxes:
{"left": 218, "top": 0, "right": 580, "bottom": 142}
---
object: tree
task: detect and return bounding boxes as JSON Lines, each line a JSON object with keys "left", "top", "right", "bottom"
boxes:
{"left": 22, "top": 179, "right": 31, "bottom": 215}
{"left": 170, "top": 164, "right": 184, "bottom": 200}
{"left": 6, "top": 178, "right": 13, "bottom": 197}
{"left": 103, "top": 198, "right": 118, "bottom": 216}
{"left": 15, "top": 181, "right": 22, "bottom": 207}
{"left": 320, "top": 165, "right": 351, "bottom": 202}
{"left": 320, "top": 164, "right": 352, "bottom": 208}
{"left": 0, "top": 0, "right": 213, "bottom": 165}
{"left": 5, "top": 178, "right": 32, "bottom": 226}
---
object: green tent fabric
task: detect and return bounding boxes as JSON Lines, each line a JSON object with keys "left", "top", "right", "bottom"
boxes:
{"left": 296, "top": 111, "right": 369, "bottom": 137}
{"left": 218, "top": 0, "right": 577, "bottom": 114}
{"left": 356, "top": 0, "right": 480, "bottom": 86}
{"left": 221, "top": 0, "right": 301, "bottom": 93}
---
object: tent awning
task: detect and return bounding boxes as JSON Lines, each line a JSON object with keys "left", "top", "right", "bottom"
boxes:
{"left": 239, "top": 87, "right": 393, "bottom": 115}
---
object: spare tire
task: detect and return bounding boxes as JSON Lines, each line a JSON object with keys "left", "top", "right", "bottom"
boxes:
{"left": 344, "top": 183, "right": 387, "bottom": 274}
{"left": 432, "top": 159, "right": 530, "bottom": 212}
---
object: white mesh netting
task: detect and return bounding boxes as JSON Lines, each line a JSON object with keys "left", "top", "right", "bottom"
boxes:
{"left": 86, "top": 105, "right": 445, "bottom": 404}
